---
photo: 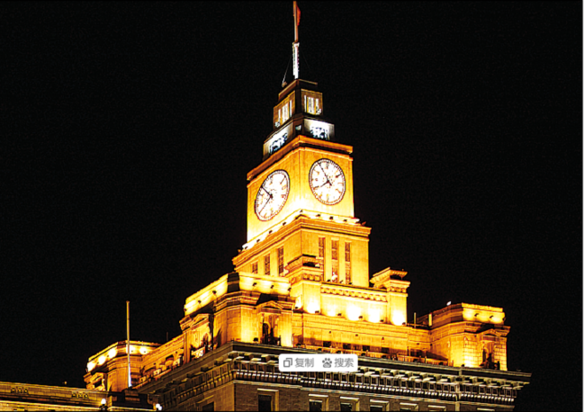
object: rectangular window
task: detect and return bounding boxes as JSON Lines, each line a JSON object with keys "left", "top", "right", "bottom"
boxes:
{"left": 308, "top": 97, "right": 314, "bottom": 114}
{"left": 332, "top": 240, "right": 339, "bottom": 260}
{"left": 278, "top": 247, "right": 284, "bottom": 275}
{"left": 318, "top": 237, "right": 325, "bottom": 258}
{"left": 258, "top": 394, "right": 272, "bottom": 411}
{"left": 331, "top": 240, "right": 339, "bottom": 280}
{"left": 282, "top": 103, "right": 289, "bottom": 122}
{"left": 340, "top": 398, "right": 359, "bottom": 412}
{"left": 310, "top": 401, "right": 323, "bottom": 412}
{"left": 264, "top": 255, "right": 271, "bottom": 276}
{"left": 332, "top": 261, "right": 339, "bottom": 281}
{"left": 344, "top": 242, "right": 351, "bottom": 284}
{"left": 257, "top": 390, "right": 278, "bottom": 412}
{"left": 202, "top": 403, "right": 215, "bottom": 411}
{"left": 252, "top": 262, "right": 258, "bottom": 274}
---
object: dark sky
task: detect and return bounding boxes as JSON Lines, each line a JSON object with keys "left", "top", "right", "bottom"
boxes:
{"left": 3, "top": 2, "right": 581, "bottom": 411}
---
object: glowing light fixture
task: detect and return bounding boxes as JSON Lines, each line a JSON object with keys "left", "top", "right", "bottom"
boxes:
{"left": 107, "top": 348, "right": 118, "bottom": 359}
{"left": 391, "top": 311, "right": 406, "bottom": 326}
{"left": 306, "top": 301, "right": 319, "bottom": 314}
{"left": 87, "top": 361, "right": 96, "bottom": 372}
{"left": 347, "top": 306, "right": 362, "bottom": 321}
{"left": 98, "top": 355, "right": 106, "bottom": 365}
{"left": 368, "top": 309, "right": 381, "bottom": 323}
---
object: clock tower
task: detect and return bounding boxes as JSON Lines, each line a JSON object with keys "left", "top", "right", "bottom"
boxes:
{"left": 230, "top": 7, "right": 382, "bottom": 341}
{"left": 234, "top": 75, "right": 372, "bottom": 291}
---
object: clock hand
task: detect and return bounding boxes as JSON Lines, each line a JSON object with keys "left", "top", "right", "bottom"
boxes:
{"left": 313, "top": 179, "right": 330, "bottom": 189}
{"left": 258, "top": 190, "right": 273, "bottom": 214}
{"left": 318, "top": 164, "right": 333, "bottom": 186}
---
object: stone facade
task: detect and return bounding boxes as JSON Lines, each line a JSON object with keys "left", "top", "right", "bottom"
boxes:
{"left": 139, "top": 341, "right": 530, "bottom": 411}
{"left": 0, "top": 382, "right": 150, "bottom": 411}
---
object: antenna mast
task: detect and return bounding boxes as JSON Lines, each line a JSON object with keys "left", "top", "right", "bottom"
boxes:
{"left": 293, "top": 1, "right": 301, "bottom": 79}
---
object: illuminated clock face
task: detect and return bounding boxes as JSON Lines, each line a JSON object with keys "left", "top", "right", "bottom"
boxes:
{"left": 309, "top": 159, "right": 346, "bottom": 205}
{"left": 254, "top": 170, "right": 290, "bottom": 221}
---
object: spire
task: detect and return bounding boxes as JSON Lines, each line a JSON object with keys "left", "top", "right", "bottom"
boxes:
{"left": 292, "top": 1, "right": 301, "bottom": 79}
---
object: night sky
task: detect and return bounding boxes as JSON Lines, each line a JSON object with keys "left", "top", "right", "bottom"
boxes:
{"left": 3, "top": 2, "right": 581, "bottom": 411}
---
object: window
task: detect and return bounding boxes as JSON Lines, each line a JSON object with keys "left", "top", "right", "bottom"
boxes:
{"left": 331, "top": 240, "right": 339, "bottom": 280}
{"left": 278, "top": 247, "right": 284, "bottom": 275}
{"left": 264, "top": 255, "right": 271, "bottom": 276}
{"left": 257, "top": 390, "right": 278, "bottom": 411}
{"left": 202, "top": 403, "right": 214, "bottom": 411}
{"left": 318, "top": 237, "right": 325, "bottom": 275}
{"left": 258, "top": 395, "right": 273, "bottom": 411}
{"left": 340, "top": 397, "right": 359, "bottom": 412}
{"left": 310, "top": 401, "right": 323, "bottom": 412}
{"left": 332, "top": 240, "right": 339, "bottom": 260}
{"left": 309, "top": 395, "right": 328, "bottom": 411}
{"left": 252, "top": 262, "right": 258, "bottom": 274}
{"left": 370, "top": 405, "right": 385, "bottom": 412}
{"left": 345, "top": 242, "right": 351, "bottom": 283}
{"left": 282, "top": 103, "right": 289, "bottom": 123}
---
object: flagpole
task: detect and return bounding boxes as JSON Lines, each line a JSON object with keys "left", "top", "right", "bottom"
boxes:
{"left": 293, "top": 1, "right": 300, "bottom": 79}
{"left": 127, "top": 300, "right": 131, "bottom": 388}
{"left": 293, "top": 1, "right": 299, "bottom": 43}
